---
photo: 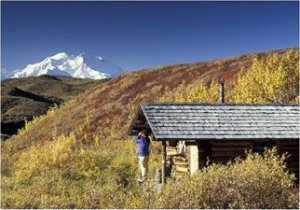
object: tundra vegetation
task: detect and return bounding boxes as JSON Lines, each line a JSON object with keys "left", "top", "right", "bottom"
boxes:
{"left": 1, "top": 49, "right": 299, "bottom": 208}
{"left": 1, "top": 75, "right": 109, "bottom": 139}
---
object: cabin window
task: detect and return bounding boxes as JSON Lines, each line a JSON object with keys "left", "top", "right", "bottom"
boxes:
{"left": 253, "top": 141, "right": 276, "bottom": 154}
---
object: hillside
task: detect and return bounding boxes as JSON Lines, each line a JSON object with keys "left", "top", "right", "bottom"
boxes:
{"left": 3, "top": 48, "right": 295, "bottom": 144}
{"left": 1, "top": 75, "right": 109, "bottom": 138}
{"left": 2, "top": 48, "right": 299, "bottom": 208}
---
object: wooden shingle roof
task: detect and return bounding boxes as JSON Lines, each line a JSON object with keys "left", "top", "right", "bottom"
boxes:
{"left": 129, "top": 103, "right": 300, "bottom": 140}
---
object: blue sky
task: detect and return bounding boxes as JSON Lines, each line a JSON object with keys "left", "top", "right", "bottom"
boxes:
{"left": 1, "top": 1, "right": 299, "bottom": 74}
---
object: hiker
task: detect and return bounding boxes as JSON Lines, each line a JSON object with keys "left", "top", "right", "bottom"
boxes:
{"left": 135, "top": 129, "right": 150, "bottom": 183}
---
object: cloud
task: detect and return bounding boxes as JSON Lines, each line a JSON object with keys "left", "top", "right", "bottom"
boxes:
{"left": 97, "top": 56, "right": 104, "bottom": 61}
{"left": 1, "top": 67, "right": 11, "bottom": 80}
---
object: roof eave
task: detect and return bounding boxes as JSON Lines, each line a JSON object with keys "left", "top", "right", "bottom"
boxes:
{"left": 154, "top": 137, "right": 300, "bottom": 141}
{"left": 140, "top": 103, "right": 159, "bottom": 140}
{"left": 127, "top": 104, "right": 143, "bottom": 136}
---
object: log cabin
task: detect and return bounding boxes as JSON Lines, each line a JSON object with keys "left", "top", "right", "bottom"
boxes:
{"left": 128, "top": 103, "right": 299, "bottom": 183}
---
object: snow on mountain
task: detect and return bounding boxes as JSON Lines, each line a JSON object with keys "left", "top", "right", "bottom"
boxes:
{"left": 9, "top": 52, "right": 117, "bottom": 80}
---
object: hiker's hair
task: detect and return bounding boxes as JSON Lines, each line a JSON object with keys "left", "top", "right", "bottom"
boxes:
{"left": 140, "top": 129, "right": 149, "bottom": 136}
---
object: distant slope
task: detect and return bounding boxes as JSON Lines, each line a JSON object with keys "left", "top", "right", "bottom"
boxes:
{"left": 3, "top": 48, "right": 293, "bottom": 146}
{"left": 1, "top": 75, "right": 109, "bottom": 138}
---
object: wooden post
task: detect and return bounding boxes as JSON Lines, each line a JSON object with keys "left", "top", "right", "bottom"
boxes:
{"left": 161, "top": 141, "right": 167, "bottom": 184}
{"left": 190, "top": 144, "right": 199, "bottom": 175}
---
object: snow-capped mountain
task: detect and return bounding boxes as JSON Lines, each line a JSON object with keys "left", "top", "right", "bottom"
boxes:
{"left": 6, "top": 52, "right": 122, "bottom": 80}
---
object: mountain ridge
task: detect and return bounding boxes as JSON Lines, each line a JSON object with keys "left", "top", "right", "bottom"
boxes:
{"left": 2, "top": 52, "right": 118, "bottom": 80}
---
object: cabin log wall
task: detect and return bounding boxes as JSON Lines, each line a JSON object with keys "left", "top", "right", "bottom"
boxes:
{"left": 209, "top": 140, "right": 253, "bottom": 165}
{"left": 164, "top": 139, "right": 299, "bottom": 181}
{"left": 197, "top": 141, "right": 210, "bottom": 168}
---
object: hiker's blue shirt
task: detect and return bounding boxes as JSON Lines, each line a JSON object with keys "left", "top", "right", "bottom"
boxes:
{"left": 135, "top": 136, "right": 150, "bottom": 157}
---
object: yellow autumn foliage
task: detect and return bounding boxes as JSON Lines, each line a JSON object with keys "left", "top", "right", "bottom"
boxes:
{"left": 231, "top": 49, "right": 299, "bottom": 103}
{"left": 2, "top": 130, "right": 162, "bottom": 208}
{"left": 174, "top": 79, "right": 219, "bottom": 103}
{"left": 154, "top": 149, "right": 298, "bottom": 209}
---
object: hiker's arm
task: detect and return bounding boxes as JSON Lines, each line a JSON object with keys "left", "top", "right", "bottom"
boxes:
{"left": 135, "top": 138, "right": 142, "bottom": 144}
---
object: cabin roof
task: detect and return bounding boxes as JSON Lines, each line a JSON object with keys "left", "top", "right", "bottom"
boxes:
{"left": 128, "top": 103, "right": 300, "bottom": 140}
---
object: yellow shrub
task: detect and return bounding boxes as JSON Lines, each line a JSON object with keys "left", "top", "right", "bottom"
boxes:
{"left": 13, "top": 133, "right": 77, "bottom": 182}
{"left": 154, "top": 148, "right": 298, "bottom": 209}
{"left": 231, "top": 50, "right": 299, "bottom": 103}
{"left": 2, "top": 135, "right": 162, "bottom": 209}
{"left": 174, "top": 79, "right": 219, "bottom": 103}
